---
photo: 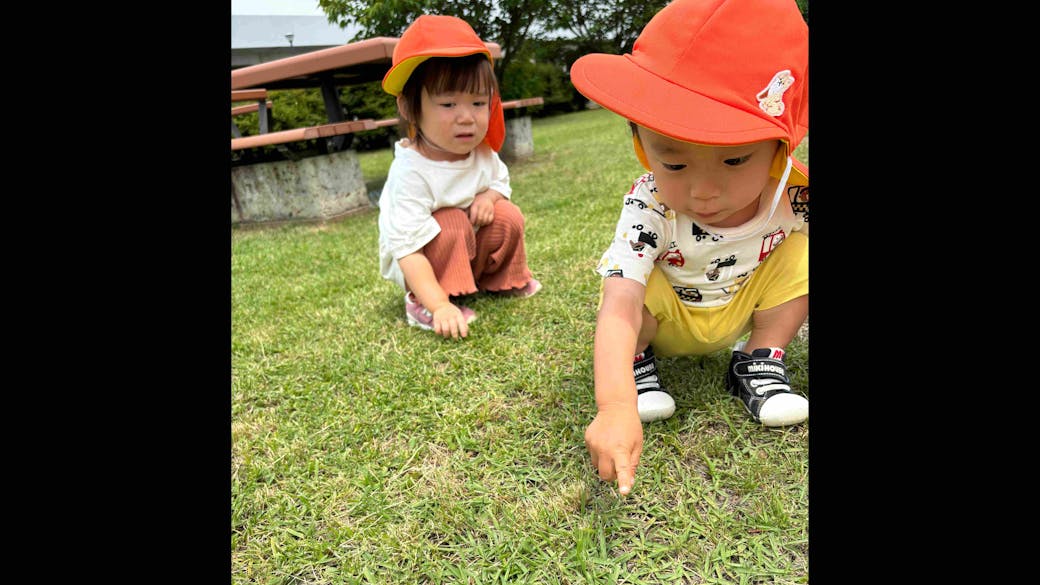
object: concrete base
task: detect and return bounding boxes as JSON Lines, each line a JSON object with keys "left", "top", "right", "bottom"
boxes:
{"left": 231, "top": 150, "right": 371, "bottom": 224}
{"left": 500, "top": 116, "right": 534, "bottom": 162}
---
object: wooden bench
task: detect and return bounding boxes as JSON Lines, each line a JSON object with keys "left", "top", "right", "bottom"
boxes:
{"left": 231, "top": 101, "right": 273, "bottom": 117}
{"left": 502, "top": 97, "right": 544, "bottom": 110}
{"left": 232, "top": 97, "right": 543, "bottom": 151}
{"left": 364, "top": 96, "right": 545, "bottom": 133}
{"left": 231, "top": 119, "right": 378, "bottom": 151}
{"left": 499, "top": 97, "right": 544, "bottom": 161}
{"left": 232, "top": 89, "right": 268, "bottom": 100}
{"left": 231, "top": 89, "right": 271, "bottom": 137}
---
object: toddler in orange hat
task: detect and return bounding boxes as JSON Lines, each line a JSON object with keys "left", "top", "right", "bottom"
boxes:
{"left": 570, "top": 0, "right": 809, "bottom": 494}
{"left": 377, "top": 15, "right": 541, "bottom": 340}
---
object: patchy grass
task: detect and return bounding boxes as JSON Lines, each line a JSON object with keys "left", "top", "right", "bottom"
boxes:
{"left": 232, "top": 108, "right": 809, "bottom": 584}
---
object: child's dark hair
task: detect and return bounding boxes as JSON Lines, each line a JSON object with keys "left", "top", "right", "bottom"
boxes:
{"left": 398, "top": 54, "right": 499, "bottom": 147}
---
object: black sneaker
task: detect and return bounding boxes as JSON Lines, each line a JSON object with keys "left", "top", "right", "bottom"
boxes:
{"left": 726, "top": 347, "right": 808, "bottom": 427}
{"left": 634, "top": 346, "right": 675, "bottom": 422}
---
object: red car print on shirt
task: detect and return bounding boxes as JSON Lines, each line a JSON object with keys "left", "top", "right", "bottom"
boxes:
{"left": 660, "top": 246, "right": 684, "bottom": 268}
{"left": 759, "top": 228, "right": 786, "bottom": 262}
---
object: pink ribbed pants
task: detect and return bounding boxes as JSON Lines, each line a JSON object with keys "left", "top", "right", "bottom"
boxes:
{"left": 422, "top": 199, "right": 534, "bottom": 297}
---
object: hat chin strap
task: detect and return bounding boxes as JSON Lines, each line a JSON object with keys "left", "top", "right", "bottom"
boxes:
{"left": 717, "top": 155, "right": 792, "bottom": 241}
{"left": 765, "top": 155, "right": 793, "bottom": 226}
{"left": 633, "top": 134, "right": 651, "bottom": 170}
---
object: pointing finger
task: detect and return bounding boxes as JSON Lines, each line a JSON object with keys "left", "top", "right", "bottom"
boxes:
{"left": 613, "top": 450, "right": 635, "bottom": 495}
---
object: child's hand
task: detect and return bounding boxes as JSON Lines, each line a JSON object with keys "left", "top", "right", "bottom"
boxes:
{"left": 468, "top": 190, "right": 501, "bottom": 227}
{"left": 585, "top": 403, "right": 643, "bottom": 495}
{"left": 431, "top": 303, "right": 469, "bottom": 339}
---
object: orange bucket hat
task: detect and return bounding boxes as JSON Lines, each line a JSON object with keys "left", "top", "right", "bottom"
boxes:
{"left": 570, "top": 0, "right": 808, "bottom": 184}
{"left": 382, "top": 14, "right": 506, "bottom": 152}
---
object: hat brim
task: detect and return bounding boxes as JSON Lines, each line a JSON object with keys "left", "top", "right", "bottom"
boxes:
{"left": 572, "top": 53, "right": 797, "bottom": 147}
{"left": 789, "top": 156, "right": 808, "bottom": 186}
{"left": 572, "top": 53, "right": 807, "bottom": 184}
{"left": 382, "top": 48, "right": 492, "bottom": 96}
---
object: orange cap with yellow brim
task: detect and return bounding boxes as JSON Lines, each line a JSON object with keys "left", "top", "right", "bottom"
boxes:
{"left": 382, "top": 14, "right": 506, "bottom": 152}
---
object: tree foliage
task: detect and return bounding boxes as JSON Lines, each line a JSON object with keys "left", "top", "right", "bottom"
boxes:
{"left": 544, "top": 1, "right": 668, "bottom": 55}
{"left": 317, "top": 0, "right": 555, "bottom": 84}
{"left": 318, "top": 0, "right": 807, "bottom": 61}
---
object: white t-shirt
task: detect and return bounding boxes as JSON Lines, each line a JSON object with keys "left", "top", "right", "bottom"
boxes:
{"left": 378, "top": 139, "right": 512, "bottom": 290}
{"left": 596, "top": 172, "right": 810, "bottom": 308}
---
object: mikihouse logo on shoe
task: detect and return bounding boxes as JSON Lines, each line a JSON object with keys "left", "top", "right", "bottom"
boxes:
{"left": 746, "top": 362, "right": 785, "bottom": 375}
{"left": 633, "top": 363, "right": 656, "bottom": 377}
{"left": 735, "top": 359, "right": 789, "bottom": 396}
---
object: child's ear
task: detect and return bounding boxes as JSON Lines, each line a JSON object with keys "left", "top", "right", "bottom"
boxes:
{"left": 632, "top": 132, "right": 651, "bottom": 171}
{"left": 396, "top": 95, "right": 417, "bottom": 140}
{"left": 396, "top": 95, "right": 409, "bottom": 122}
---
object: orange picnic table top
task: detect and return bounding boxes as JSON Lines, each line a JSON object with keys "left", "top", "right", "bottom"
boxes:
{"left": 231, "top": 36, "right": 503, "bottom": 91}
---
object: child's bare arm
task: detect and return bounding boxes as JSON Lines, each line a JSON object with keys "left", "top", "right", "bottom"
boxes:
{"left": 586, "top": 276, "right": 647, "bottom": 494}
{"left": 399, "top": 252, "right": 469, "bottom": 339}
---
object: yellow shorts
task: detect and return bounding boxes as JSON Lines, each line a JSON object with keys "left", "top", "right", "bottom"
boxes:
{"left": 638, "top": 231, "right": 808, "bottom": 358}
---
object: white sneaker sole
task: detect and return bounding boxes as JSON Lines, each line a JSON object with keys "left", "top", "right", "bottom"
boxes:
{"left": 638, "top": 390, "right": 675, "bottom": 422}
{"left": 757, "top": 393, "right": 808, "bottom": 427}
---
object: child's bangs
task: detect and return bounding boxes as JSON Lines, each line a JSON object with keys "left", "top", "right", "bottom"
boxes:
{"left": 423, "top": 55, "right": 497, "bottom": 96}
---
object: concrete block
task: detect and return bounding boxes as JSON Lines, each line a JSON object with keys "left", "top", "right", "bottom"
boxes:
{"left": 231, "top": 150, "right": 370, "bottom": 224}
{"left": 500, "top": 116, "right": 534, "bottom": 162}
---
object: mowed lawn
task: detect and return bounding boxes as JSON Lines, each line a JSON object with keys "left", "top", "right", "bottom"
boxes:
{"left": 232, "top": 107, "right": 810, "bottom": 584}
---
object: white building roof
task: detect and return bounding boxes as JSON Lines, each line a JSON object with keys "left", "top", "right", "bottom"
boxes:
{"left": 232, "top": 15, "right": 360, "bottom": 49}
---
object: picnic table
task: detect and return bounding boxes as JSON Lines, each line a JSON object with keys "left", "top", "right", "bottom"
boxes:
{"left": 231, "top": 36, "right": 542, "bottom": 226}
{"left": 232, "top": 36, "right": 501, "bottom": 90}
{"left": 231, "top": 37, "right": 502, "bottom": 152}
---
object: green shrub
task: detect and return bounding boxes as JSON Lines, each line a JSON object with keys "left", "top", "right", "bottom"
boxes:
{"left": 501, "top": 57, "right": 581, "bottom": 117}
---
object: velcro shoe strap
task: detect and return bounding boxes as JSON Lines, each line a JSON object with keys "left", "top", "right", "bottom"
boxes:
{"left": 732, "top": 357, "right": 789, "bottom": 384}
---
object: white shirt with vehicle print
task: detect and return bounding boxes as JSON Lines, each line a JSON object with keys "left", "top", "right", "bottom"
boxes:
{"left": 596, "top": 172, "right": 809, "bottom": 308}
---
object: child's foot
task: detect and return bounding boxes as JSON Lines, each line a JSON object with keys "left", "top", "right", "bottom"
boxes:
{"left": 726, "top": 347, "right": 807, "bottom": 427}
{"left": 404, "top": 292, "right": 476, "bottom": 331}
{"left": 499, "top": 278, "right": 542, "bottom": 299}
{"left": 634, "top": 345, "right": 675, "bottom": 422}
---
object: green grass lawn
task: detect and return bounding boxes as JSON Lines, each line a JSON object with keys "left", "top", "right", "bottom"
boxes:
{"left": 232, "top": 107, "right": 809, "bottom": 584}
